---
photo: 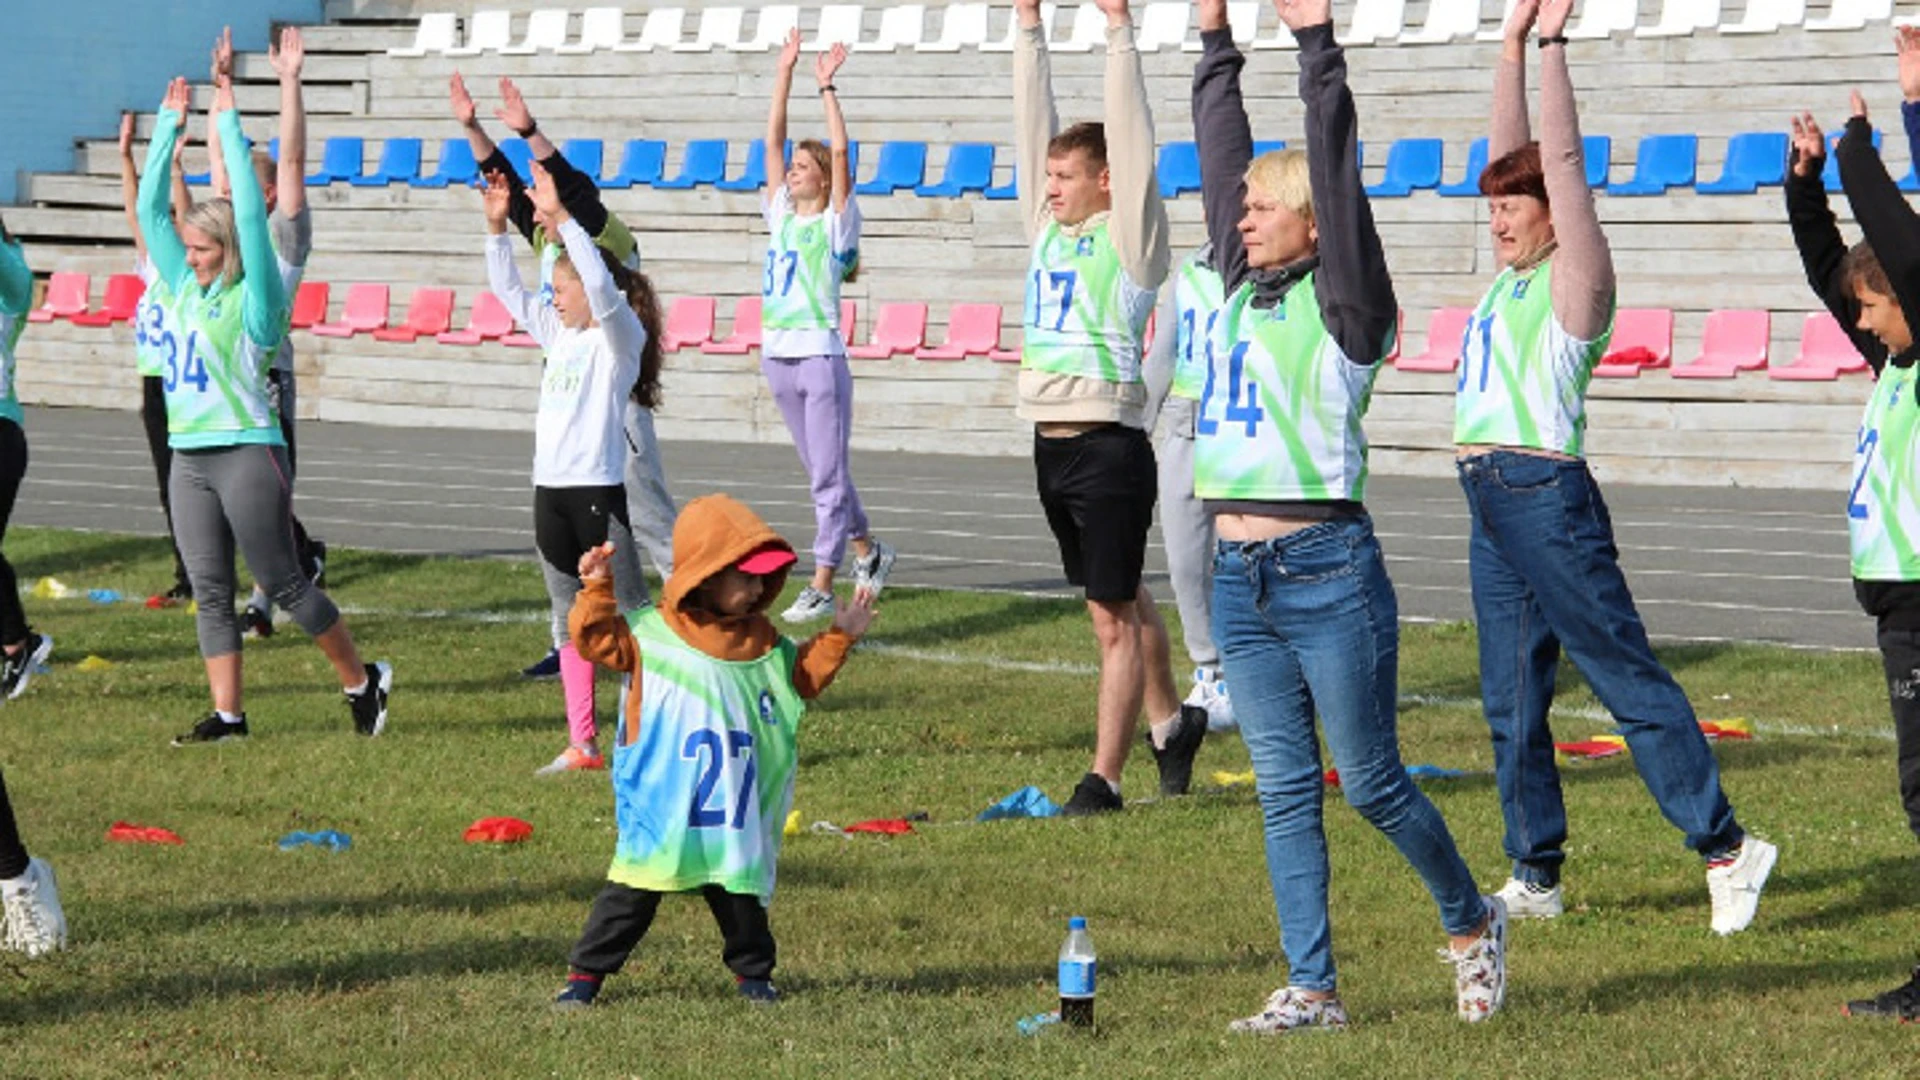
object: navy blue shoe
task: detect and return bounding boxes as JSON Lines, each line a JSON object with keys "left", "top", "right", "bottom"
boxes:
{"left": 553, "top": 975, "right": 602, "bottom": 1011}
{"left": 521, "top": 648, "right": 561, "bottom": 680}
{"left": 737, "top": 977, "right": 780, "bottom": 1004}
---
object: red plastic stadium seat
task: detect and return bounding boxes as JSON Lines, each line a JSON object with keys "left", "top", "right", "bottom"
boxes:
{"left": 27, "top": 272, "right": 88, "bottom": 323}
{"left": 1671, "top": 309, "right": 1770, "bottom": 379}
{"left": 288, "top": 281, "right": 331, "bottom": 329}
{"left": 989, "top": 329, "right": 1023, "bottom": 363}
{"left": 847, "top": 303, "right": 928, "bottom": 359}
{"left": 372, "top": 287, "right": 456, "bottom": 342}
{"left": 69, "top": 274, "right": 145, "bottom": 326}
{"left": 1398, "top": 308, "right": 1470, "bottom": 373}
{"left": 701, "top": 297, "right": 763, "bottom": 355}
{"left": 1770, "top": 312, "right": 1869, "bottom": 381}
{"left": 916, "top": 303, "right": 1003, "bottom": 360}
{"left": 661, "top": 296, "right": 717, "bottom": 352}
{"left": 436, "top": 291, "right": 516, "bottom": 344}
{"left": 1593, "top": 308, "right": 1673, "bottom": 378}
{"left": 310, "top": 283, "right": 390, "bottom": 337}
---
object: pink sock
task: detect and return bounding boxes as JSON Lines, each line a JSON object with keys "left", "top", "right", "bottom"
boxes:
{"left": 559, "top": 643, "right": 597, "bottom": 749}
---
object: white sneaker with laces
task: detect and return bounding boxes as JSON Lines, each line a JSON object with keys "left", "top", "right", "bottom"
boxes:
{"left": 1185, "top": 667, "right": 1237, "bottom": 732}
{"left": 852, "top": 538, "right": 897, "bottom": 599}
{"left": 1, "top": 857, "right": 68, "bottom": 958}
{"left": 781, "top": 586, "right": 835, "bottom": 624}
{"left": 1494, "top": 876, "right": 1564, "bottom": 919}
{"left": 1707, "top": 836, "right": 1778, "bottom": 936}
{"left": 1444, "top": 895, "right": 1508, "bottom": 1023}
{"left": 1227, "top": 987, "right": 1349, "bottom": 1034}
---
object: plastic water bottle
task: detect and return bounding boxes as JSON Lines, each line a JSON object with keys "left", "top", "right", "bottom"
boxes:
{"left": 1058, "top": 916, "right": 1095, "bottom": 1027}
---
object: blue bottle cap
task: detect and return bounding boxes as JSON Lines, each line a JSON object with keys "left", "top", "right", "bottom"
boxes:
{"left": 1068, "top": 916, "right": 1087, "bottom": 929}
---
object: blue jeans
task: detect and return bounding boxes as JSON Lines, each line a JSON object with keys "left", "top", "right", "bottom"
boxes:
{"left": 1212, "top": 517, "right": 1486, "bottom": 992}
{"left": 1457, "top": 451, "right": 1743, "bottom": 887}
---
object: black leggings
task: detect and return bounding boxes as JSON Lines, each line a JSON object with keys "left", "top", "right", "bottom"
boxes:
{"left": 141, "top": 376, "right": 190, "bottom": 591}
{"left": 568, "top": 882, "right": 775, "bottom": 980}
{"left": 0, "top": 418, "right": 29, "bottom": 647}
{"left": 534, "top": 485, "right": 629, "bottom": 578}
{"left": 269, "top": 370, "right": 316, "bottom": 570}
{"left": 0, "top": 767, "right": 28, "bottom": 880}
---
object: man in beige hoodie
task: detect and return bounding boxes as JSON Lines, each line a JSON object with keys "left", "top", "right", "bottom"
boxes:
{"left": 1011, "top": 0, "right": 1204, "bottom": 814}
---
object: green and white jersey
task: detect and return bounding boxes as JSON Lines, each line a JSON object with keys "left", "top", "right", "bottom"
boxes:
{"left": 1849, "top": 366, "right": 1920, "bottom": 580}
{"left": 761, "top": 186, "right": 860, "bottom": 359}
{"left": 607, "top": 608, "right": 807, "bottom": 903}
{"left": 133, "top": 255, "right": 175, "bottom": 380}
{"left": 1020, "top": 220, "right": 1156, "bottom": 384}
{"left": 162, "top": 277, "right": 285, "bottom": 449}
{"left": 1454, "top": 260, "right": 1614, "bottom": 457}
{"left": 1169, "top": 255, "right": 1226, "bottom": 401}
{"left": 1192, "top": 276, "right": 1385, "bottom": 502}
{"left": 0, "top": 238, "right": 29, "bottom": 425}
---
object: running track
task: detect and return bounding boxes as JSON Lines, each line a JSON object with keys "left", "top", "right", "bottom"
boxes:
{"left": 18, "top": 406, "right": 1870, "bottom": 651}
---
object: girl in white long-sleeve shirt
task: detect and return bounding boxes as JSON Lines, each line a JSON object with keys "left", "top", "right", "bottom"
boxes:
{"left": 483, "top": 161, "right": 665, "bottom": 775}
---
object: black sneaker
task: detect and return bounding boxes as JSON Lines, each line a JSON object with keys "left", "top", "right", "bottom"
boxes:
{"left": 242, "top": 604, "right": 274, "bottom": 639}
{"left": 737, "top": 977, "right": 781, "bottom": 1004}
{"left": 304, "top": 538, "right": 328, "bottom": 590}
{"left": 1148, "top": 704, "right": 1210, "bottom": 797}
{"left": 172, "top": 712, "right": 249, "bottom": 746}
{"left": 0, "top": 633, "right": 52, "bottom": 701}
{"left": 348, "top": 662, "right": 393, "bottom": 737}
{"left": 521, "top": 648, "right": 561, "bottom": 680}
{"left": 553, "top": 974, "right": 602, "bottom": 1012}
{"left": 1061, "top": 772, "right": 1123, "bottom": 816}
{"left": 1846, "top": 967, "right": 1920, "bottom": 1020}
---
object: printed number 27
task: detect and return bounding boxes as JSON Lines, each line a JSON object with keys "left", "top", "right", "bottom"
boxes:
{"left": 683, "top": 729, "right": 758, "bottom": 830}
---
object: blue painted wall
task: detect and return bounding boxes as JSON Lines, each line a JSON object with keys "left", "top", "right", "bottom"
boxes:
{"left": 0, "top": 1, "right": 324, "bottom": 204}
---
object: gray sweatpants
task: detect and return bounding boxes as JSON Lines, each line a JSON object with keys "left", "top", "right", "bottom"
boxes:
{"left": 623, "top": 401, "right": 676, "bottom": 583}
{"left": 545, "top": 514, "right": 644, "bottom": 649}
{"left": 1155, "top": 396, "right": 1219, "bottom": 670}
{"left": 171, "top": 443, "right": 340, "bottom": 658}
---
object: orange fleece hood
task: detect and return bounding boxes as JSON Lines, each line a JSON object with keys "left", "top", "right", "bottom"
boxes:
{"left": 663, "top": 494, "right": 795, "bottom": 618}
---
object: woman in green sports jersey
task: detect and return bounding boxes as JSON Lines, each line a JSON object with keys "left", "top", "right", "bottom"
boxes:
{"left": 1454, "top": 0, "right": 1771, "bottom": 934}
{"left": 136, "top": 74, "right": 391, "bottom": 746}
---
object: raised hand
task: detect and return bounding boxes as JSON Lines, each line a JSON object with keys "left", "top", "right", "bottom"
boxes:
{"left": 577, "top": 541, "right": 615, "bottom": 583}
{"left": 118, "top": 112, "right": 136, "bottom": 157}
{"left": 496, "top": 77, "right": 535, "bottom": 135}
{"left": 212, "top": 72, "right": 236, "bottom": 116}
{"left": 527, "top": 159, "right": 567, "bottom": 222}
{"left": 1015, "top": 0, "right": 1044, "bottom": 30}
{"left": 1094, "top": 0, "right": 1133, "bottom": 26}
{"left": 1273, "top": 0, "right": 1331, "bottom": 32}
{"left": 1789, "top": 112, "right": 1826, "bottom": 178}
{"left": 449, "top": 72, "right": 477, "bottom": 127}
{"left": 480, "top": 170, "right": 512, "bottom": 230}
{"left": 815, "top": 42, "right": 847, "bottom": 88}
{"left": 778, "top": 27, "right": 801, "bottom": 71}
{"left": 211, "top": 25, "right": 234, "bottom": 82}
{"left": 1503, "top": 0, "right": 1540, "bottom": 41}
{"left": 1198, "top": 0, "right": 1230, "bottom": 33}
{"left": 1899, "top": 26, "right": 1920, "bottom": 103}
{"left": 1853, "top": 88, "right": 1870, "bottom": 122}
{"left": 268, "top": 25, "right": 305, "bottom": 80}
{"left": 162, "top": 76, "right": 191, "bottom": 117}
{"left": 172, "top": 133, "right": 192, "bottom": 169}
{"left": 1537, "top": 0, "right": 1573, "bottom": 38}
{"left": 833, "top": 589, "right": 878, "bottom": 640}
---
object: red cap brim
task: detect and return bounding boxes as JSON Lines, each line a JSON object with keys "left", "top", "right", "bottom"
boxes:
{"left": 736, "top": 545, "right": 798, "bottom": 575}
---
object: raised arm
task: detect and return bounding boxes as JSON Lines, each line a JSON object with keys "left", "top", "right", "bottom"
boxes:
{"left": 531, "top": 160, "right": 643, "bottom": 357}
{"left": 1140, "top": 272, "right": 1180, "bottom": 428}
{"left": 1899, "top": 27, "right": 1920, "bottom": 170}
{"left": 768, "top": 31, "right": 799, "bottom": 200}
{"left": 1536, "top": 0, "right": 1612, "bottom": 342}
{"left": 1012, "top": 0, "right": 1058, "bottom": 240}
{"left": 138, "top": 79, "right": 192, "bottom": 288}
{"left": 1839, "top": 94, "right": 1920, "bottom": 349}
{"left": 480, "top": 171, "right": 558, "bottom": 347}
{"left": 268, "top": 25, "right": 308, "bottom": 219}
{"left": 208, "top": 27, "right": 234, "bottom": 199}
{"left": 216, "top": 78, "right": 286, "bottom": 348}
{"left": 169, "top": 136, "right": 193, "bottom": 227}
{"left": 817, "top": 44, "right": 853, "bottom": 213}
{"left": 450, "top": 72, "right": 503, "bottom": 171}
{"left": 495, "top": 76, "right": 559, "bottom": 161}
{"left": 1193, "top": 0, "right": 1254, "bottom": 293}
{"left": 1102, "top": 0, "right": 1169, "bottom": 290}
{"left": 1786, "top": 112, "right": 1884, "bottom": 370}
{"left": 118, "top": 113, "right": 147, "bottom": 261}
{"left": 1490, "top": 0, "right": 1533, "bottom": 161}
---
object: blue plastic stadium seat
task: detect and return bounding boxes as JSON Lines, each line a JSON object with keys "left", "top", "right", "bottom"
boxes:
{"left": 305, "top": 137, "right": 364, "bottom": 185}
{"left": 854, "top": 141, "right": 928, "bottom": 196}
{"left": 1583, "top": 135, "right": 1611, "bottom": 188}
{"left": 350, "top": 137, "right": 423, "bottom": 187}
{"left": 917, "top": 143, "right": 996, "bottom": 197}
{"left": 1252, "top": 140, "right": 1287, "bottom": 156}
{"left": 1607, "top": 134, "right": 1696, "bottom": 195}
{"left": 498, "top": 138, "right": 535, "bottom": 184}
{"left": 984, "top": 165, "right": 1018, "bottom": 201}
{"left": 1695, "top": 132, "right": 1788, "bottom": 194}
{"left": 655, "top": 139, "right": 729, "bottom": 190}
{"left": 412, "top": 139, "right": 479, "bottom": 189}
{"left": 1437, "top": 137, "right": 1488, "bottom": 196}
{"left": 716, "top": 139, "right": 771, "bottom": 192}
{"left": 1824, "top": 127, "right": 1883, "bottom": 193}
{"left": 601, "top": 139, "right": 666, "bottom": 189}
{"left": 562, "top": 139, "right": 604, "bottom": 183}
{"left": 1366, "top": 137, "right": 1444, "bottom": 197}
{"left": 1158, "top": 141, "right": 1200, "bottom": 199}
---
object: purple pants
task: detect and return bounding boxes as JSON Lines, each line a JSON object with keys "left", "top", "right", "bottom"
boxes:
{"left": 762, "top": 352, "right": 869, "bottom": 568}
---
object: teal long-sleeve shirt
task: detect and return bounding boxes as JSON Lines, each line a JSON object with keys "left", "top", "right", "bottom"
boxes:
{"left": 0, "top": 236, "right": 30, "bottom": 320}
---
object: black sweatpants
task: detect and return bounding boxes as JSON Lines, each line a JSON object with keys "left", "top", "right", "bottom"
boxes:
{"left": 568, "top": 881, "right": 776, "bottom": 980}
{"left": 140, "top": 376, "right": 191, "bottom": 592}
{"left": 1878, "top": 624, "right": 1920, "bottom": 841}
{"left": 0, "top": 418, "right": 30, "bottom": 648}
{"left": 0, "top": 767, "right": 28, "bottom": 880}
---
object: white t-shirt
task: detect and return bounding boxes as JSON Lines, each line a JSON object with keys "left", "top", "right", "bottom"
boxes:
{"left": 760, "top": 185, "right": 860, "bottom": 360}
{"left": 268, "top": 206, "right": 311, "bottom": 375}
{"left": 485, "top": 219, "right": 644, "bottom": 488}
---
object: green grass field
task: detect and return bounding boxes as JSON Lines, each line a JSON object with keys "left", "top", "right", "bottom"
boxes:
{"left": 2, "top": 525, "right": 1918, "bottom": 1078}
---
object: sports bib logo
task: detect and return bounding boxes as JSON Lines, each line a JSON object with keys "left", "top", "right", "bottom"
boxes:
{"left": 758, "top": 690, "right": 778, "bottom": 727}
{"left": 1511, "top": 278, "right": 1530, "bottom": 301}
{"left": 1075, "top": 236, "right": 1095, "bottom": 257}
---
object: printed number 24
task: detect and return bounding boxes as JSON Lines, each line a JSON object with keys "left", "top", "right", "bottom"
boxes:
{"left": 1196, "top": 340, "right": 1264, "bottom": 438}
{"left": 683, "top": 729, "right": 758, "bottom": 830}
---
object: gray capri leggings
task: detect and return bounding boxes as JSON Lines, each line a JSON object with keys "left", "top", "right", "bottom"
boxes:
{"left": 171, "top": 443, "right": 340, "bottom": 657}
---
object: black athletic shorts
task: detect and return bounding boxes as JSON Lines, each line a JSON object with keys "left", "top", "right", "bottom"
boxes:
{"left": 1033, "top": 424, "right": 1157, "bottom": 603}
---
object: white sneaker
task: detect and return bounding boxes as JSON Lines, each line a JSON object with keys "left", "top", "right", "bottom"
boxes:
{"left": 852, "top": 538, "right": 897, "bottom": 600}
{"left": 1494, "top": 876, "right": 1564, "bottom": 920}
{"left": 781, "top": 586, "right": 835, "bottom": 624}
{"left": 1184, "top": 667, "right": 1237, "bottom": 732}
{"left": 1707, "top": 836, "right": 1778, "bottom": 936}
{"left": 1228, "top": 987, "right": 1349, "bottom": 1034}
{"left": 1, "top": 857, "right": 68, "bottom": 958}
{"left": 1444, "top": 895, "right": 1508, "bottom": 1023}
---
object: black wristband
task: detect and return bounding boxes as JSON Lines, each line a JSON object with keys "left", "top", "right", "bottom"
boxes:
{"left": 513, "top": 121, "right": 538, "bottom": 138}
{"left": 818, "top": 84, "right": 837, "bottom": 94}
{"left": 1537, "top": 34, "right": 1568, "bottom": 47}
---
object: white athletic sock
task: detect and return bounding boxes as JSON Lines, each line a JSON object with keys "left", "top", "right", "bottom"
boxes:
{"left": 1148, "top": 711, "right": 1182, "bottom": 750}
{"left": 216, "top": 710, "right": 244, "bottom": 725}
{"left": 344, "top": 679, "right": 369, "bottom": 697}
